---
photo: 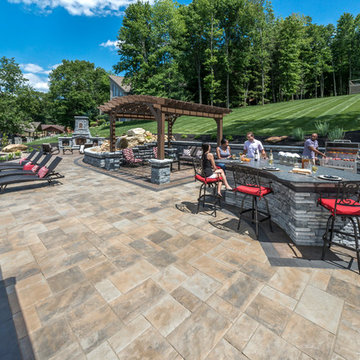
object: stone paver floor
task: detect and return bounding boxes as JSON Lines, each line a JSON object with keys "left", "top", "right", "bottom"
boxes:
{"left": 0, "top": 155, "right": 359, "bottom": 360}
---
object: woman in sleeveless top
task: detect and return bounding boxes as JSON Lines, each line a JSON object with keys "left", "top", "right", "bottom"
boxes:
{"left": 201, "top": 143, "right": 232, "bottom": 196}
{"left": 216, "top": 138, "right": 231, "bottom": 160}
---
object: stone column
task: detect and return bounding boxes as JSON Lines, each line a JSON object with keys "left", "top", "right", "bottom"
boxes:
{"left": 149, "top": 159, "right": 173, "bottom": 184}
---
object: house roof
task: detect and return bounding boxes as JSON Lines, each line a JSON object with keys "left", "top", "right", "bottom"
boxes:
{"left": 21, "top": 122, "right": 42, "bottom": 133}
{"left": 41, "top": 124, "right": 65, "bottom": 132}
{"left": 109, "top": 75, "right": 131, "bottom": 93}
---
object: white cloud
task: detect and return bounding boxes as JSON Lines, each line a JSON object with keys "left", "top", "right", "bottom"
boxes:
{"left": 100, "top": 39, "right": 120, "bottom": 50}
{"left": 7, "top": 0, "right": 136, "bottom": 16}
{"left": 23, "top": 73, "right": 49, "bottom": 92}
{"left": 21, "top": 62, "right": 59, "bottom": 92}
{"left": 21, "top": 63, "right": 44, "bottom": 73}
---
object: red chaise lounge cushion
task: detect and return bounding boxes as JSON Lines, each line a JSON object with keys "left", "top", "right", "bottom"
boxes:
{"left": 23, "top": 162, "right": 34, "bottom": 170}
{"left": 37, "top": 166, "right": 49, "bottom": 178}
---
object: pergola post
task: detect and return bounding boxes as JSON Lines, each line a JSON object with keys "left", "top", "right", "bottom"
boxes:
{"left": 109, "top": 113, "right": 116, "bottom": 152}
{"left": 216, "top": 117, "right": 223, "bottom": 146}
{"left": 167, "top": 117, "right": 177, "bottom": 148}
{"left": 157, "top": 111, "right": 165, "bottom": 160}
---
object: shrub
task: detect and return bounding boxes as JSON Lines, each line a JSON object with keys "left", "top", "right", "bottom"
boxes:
{"left": 0, "top": 156, "right": 6, "bottom": 162}
{"left": 181, "top": 134, "right": 187, "bottom": 139}
{"left": 1, "top": 134, "right": 9, "bottom": 147}
{"left": 90, "top": 121, "right": 97, "bottom": 127}
{"left": 194, "top": 134, "right": 201, "bottom": 139}
{"left": 227, "top": 135, "right": 233, "bottom": 141}
{"left": 292, "top": 128, "right": 304, "bottom": 141}
{"left": 328, "top": 127, "right": 345, "bottom": 141}
{"left": 315, "top": 120, "right": 329, "bottom": 137}
{"left": 210, "top": 134, "right": 217, "bottom": 141}
{"left": 15, "top": 150, "right": 21, "bottom": 157}
{"left": 7, "top": 153, "right": 13, "bottom": 160}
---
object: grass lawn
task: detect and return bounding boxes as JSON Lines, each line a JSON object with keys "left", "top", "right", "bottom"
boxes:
{"left": 26, "top": 94, "right": 360, "bottom": 145}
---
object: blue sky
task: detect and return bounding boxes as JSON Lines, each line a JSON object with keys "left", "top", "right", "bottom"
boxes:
{"left": 1, "top": 0, "right": 359, "bottom": 92}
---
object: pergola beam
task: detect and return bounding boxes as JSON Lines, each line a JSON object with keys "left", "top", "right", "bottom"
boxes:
{"left": 100, "top": 95, "right": 231, "bottom": 156}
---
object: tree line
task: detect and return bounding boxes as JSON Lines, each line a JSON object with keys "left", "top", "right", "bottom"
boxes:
{"left": 0, "top": 57, "right": 109, "bottom": 134}
{"left": 115, "top": 0, "right": 360, "bottom": 107}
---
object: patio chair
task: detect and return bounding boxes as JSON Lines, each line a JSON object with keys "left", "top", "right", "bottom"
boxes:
{"left": 193, "top": 158, "right": 221, "bottom": 217}
{"left": 178, "top": 146, "right": 202, "bottom": 170}
{"left": 232, "top": 165, "right": 273, "bottom": 239}
{"left": 0, "top": 157, "right": 64, "bottom": 193}
{"left": 179, "top": 146, "right": 196, "bottom": 163}
{"left": 42, "top": 143, "right": 59, "bottom": 155}
{"left": 0, "top": 154, "right": 52, "bottom": 178}
{"left": 317, "top": 181, "right": 360, "bottom": 273}
{"left": 122, "top": 148, "right": 144, "bottom": 166}
{"left": 0, "top": 151, "right": 44, "bottom": 171}
{"left": 0, "top": 150, "right": 37, "bottom": 168}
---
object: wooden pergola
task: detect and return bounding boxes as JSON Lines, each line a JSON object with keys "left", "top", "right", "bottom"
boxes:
{"left": 99, "top": 95, "right": 232, "bottom": 160}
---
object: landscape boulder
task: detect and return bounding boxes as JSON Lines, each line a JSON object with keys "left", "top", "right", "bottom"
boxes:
{"left": 90, "top": 127, "right": 175, "bottom": 153}
{"left": 2, "top": 144, "right": 28, "bottom": 152}
{"left": 127, "top": 128, "right": 146, "bottom": 136}
{"left": 265, "top": 136, "right": 288, "bottom": 144}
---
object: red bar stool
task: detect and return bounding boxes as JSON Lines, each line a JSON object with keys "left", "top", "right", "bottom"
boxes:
{"left": 317, "top": 181, "right": 360, "bottom": 273}
{"left": 233, "top": 165, "right": 273, "bottom": 239}
{"left": 193, "top": 158, "right": 221, "bottom": 217}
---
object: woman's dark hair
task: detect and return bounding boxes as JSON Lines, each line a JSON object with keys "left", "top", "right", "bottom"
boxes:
{"left": 221, "top": 138, "right": 228, "bottom": 145}
{"left": 201, "top": 143, "right": 210, "bottom": 158}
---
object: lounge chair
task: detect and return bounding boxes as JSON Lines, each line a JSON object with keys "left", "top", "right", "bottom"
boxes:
{"left": 122, "top": 148, "right": 144, "bottom": 166}
{"left": 0, "top": 154, "right": 52, "bottom": 178}
{"left": 0, "top": 151, "right": 44, "bottom": 171}
{"left": 0, "top": 150, "right": 37, "bottom": 168}
{"left": 178, "top": 146, "right": 202, "bottom": 170}
{"left": 0, "top": 157, "right": 64, "bottom": 193}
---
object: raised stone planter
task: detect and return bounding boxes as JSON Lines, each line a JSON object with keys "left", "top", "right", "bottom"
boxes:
{"left": 149, "top": 159, "right": 173, "bottom": 184}
{"left": 83, "top": 149, "right": 123, "bottom": 171}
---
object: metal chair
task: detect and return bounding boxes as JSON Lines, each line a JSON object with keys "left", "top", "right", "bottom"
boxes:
{"left": 193, "top": 158, "right": 221, "bottom": 217}
{"left": 232, "top": 165, "right": 273, "bottom": 239}
{"left": 318, "top": 181, "right": 360, "bottom": 273}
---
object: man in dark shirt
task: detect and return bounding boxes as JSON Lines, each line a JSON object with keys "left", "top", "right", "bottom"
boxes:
{"left": 303, "top": 133, "right": 326, "bottom": 164}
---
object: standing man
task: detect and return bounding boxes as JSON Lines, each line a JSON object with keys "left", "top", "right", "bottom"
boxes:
{"left": 303, "top": 133, "right": 326, "bottom": 164}
{"left": 244, "top": 132, "right": 267, "bottom": 159}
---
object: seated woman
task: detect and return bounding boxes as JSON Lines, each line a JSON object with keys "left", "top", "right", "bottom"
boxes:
{"left": 216, "top": 138, "right": 231, "bottom": 160}
{"left": 201, "top": 143, "right": 232, "bottom": 196}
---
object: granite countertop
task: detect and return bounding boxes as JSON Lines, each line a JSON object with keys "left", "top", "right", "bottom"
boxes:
{"left": 216, "top": 159, "right": 360, "bottom": 192}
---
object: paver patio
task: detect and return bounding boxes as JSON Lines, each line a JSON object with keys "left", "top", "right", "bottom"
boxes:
{"left": 0, "top": 155, "right": 359, "bottom": 360}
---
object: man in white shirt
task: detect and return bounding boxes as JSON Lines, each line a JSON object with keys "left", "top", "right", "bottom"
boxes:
{"left": 244, "top": 132, "right": 267, "bottom": 159}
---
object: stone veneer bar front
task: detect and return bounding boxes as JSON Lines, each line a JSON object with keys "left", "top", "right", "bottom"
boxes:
{"left": 219, "top": 159, "right": 360, "bottom": 246}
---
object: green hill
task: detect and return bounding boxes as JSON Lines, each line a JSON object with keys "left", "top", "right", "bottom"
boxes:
{"left": 90, "top": 94, "right": 360, "bottom": 138}
{"left": 26, "top": 94, "right": 360, "bottom": 145}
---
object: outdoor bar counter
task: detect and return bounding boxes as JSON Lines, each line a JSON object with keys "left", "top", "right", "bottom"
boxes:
{"left": 218, "top": 159, "right": 360, "bottom": 246}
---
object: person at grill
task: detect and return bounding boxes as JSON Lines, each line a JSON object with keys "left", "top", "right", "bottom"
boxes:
{"left": 244, "top": 132, "right": 267, "bottom": 159}
{"left": 303, "top": 133, "right": 326, "bottom": 164}
{"left": 202, "top": 143, "right": 232, "bottom": 196}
